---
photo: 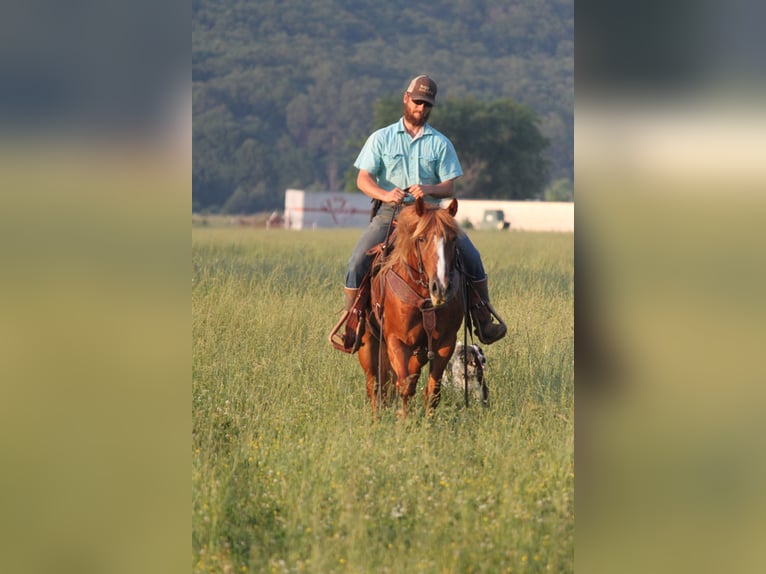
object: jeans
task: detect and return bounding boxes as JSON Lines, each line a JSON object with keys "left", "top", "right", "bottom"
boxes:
{"left": 345, "top": 204, "right": 486, "bottom": 288}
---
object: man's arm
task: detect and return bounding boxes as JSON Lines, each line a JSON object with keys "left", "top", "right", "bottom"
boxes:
{"left": 357, "top": 170, "right": 408, "bottom": 205}
{"left": 407, "top": 178, "right": 456, "bottom": 201}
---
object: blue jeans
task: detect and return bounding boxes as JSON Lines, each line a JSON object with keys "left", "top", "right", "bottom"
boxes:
{"left": 345, "top": 204, "right": 486, "bottom": 288}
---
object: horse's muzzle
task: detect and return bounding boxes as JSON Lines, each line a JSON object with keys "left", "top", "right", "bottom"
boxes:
{"left": 429, "top": 278, "right": 448, "bottom": 306}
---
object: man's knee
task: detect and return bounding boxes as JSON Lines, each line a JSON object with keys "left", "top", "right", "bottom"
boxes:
{"left": 458, "top": 251, "right": 484, "bottom": 280}
{"left": 346, "top": 255, "right": 371, "bottom": 288}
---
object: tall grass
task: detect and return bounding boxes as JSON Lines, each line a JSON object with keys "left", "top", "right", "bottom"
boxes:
{"left": 192, "top": 228, "right": 573, "bottom": 573}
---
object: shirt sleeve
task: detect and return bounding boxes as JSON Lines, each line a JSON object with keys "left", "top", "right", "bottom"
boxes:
{"left": 437, "top": 138, "right": 463, "bottom": 182}
{"left": 353, "top": 131, "right": 382, "bottom": 174}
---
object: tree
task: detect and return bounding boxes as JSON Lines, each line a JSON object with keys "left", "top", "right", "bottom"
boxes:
{"left": 544, "top": 178, "right": 573, "bottom": 202}
{"left": 445, "top": 99, "right": 550, "bottom": 199}
{"left": 192, "top": 0, "right": 572, "bottom": 212}
{"left": 287, "top": 64, "right": 382, "bottom": 191}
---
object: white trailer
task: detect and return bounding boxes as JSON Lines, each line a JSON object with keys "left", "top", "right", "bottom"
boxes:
{"left": 284, "top": 189, "right": 372, "bottom": 229}
{"left": 283, "top": 189, "right": 573, "bottom": 232}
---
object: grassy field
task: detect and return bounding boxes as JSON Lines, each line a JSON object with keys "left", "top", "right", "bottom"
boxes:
{"left": 192, "top": 227, "right": 573, "bottom": 573}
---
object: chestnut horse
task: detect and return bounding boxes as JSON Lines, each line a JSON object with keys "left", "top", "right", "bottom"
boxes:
{"left": 357, "top": 198, "right": 464, "bottom": 417}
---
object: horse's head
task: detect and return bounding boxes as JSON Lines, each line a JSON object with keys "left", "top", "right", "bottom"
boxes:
{"left": 395, "top": 197, "right": 460, "bottom": 306}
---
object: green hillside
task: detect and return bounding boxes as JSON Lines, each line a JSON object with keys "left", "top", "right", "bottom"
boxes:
{"left": 193, "top": 0, "right": 573, "bottom": 213}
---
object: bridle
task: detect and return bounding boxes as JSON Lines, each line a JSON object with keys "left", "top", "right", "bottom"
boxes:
{"left": 406, "top": 230, "right": 458, "bottom": 293}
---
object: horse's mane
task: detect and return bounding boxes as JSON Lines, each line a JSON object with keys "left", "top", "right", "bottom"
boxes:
{"left": 378, "top": 203, "right": 460, "bottom": 276}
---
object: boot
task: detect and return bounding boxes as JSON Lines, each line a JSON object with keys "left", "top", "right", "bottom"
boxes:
{"left": 344, "top": 287, "right": 358, "bottom": 313}
{"left": 469, "top": 277, "right": 507, "bottom": 344}
{"left": 328, "top": 287, "right": 363, "bottom": 353}
{"left": 340, "top": 287, "right": 362, "bottom": 350}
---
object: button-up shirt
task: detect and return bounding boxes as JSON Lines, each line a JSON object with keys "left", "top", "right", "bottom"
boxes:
{"left": 354, "top": 118, "right": 463, "bottom": 205}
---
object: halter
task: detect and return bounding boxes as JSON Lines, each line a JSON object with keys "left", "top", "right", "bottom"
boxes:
{"left": 403, "top": 240, "right": 428, "bottom": 289}
{"left": 404, "top": 225, "right": 459, "bottom": 292}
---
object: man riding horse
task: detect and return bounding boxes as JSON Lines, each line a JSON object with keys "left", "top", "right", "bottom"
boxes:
{"left": 336, "top": 75, "right": 506, "bottom": 351}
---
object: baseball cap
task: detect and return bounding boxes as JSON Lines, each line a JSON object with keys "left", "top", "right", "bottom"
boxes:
{"left": 406, "top": 75, "right": 437, "bottom": 105}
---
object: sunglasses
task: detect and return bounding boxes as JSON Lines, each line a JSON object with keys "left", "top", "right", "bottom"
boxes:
{"left": 410, "top": 98, "right": 433, "bottom": 108}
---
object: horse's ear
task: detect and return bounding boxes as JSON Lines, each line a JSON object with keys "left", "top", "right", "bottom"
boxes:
{"left": 415, "top": 197, "right": 426, "bottom": 216}
{"left": 446, "top": 198, "right": 458, "bottom": 217}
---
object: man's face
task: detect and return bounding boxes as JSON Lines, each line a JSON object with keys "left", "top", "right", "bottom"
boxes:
{"left": 403, "top": 93, "right": 432, "bottom": 127}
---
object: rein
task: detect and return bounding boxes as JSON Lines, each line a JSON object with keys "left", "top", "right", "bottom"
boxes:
{"left": 462, "top": 270, "right": 471, "bottom": 407}
{"left": 412, "top": 241, "right": 428, "bottom": 288}
{"left": 377, "top": 202, "right": 400, "bottom": 408}
{"left": 456, "top": 251, "right": 476, "bottom": 408}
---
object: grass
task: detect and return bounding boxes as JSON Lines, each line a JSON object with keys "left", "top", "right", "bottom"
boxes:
{"left": 192, "top": 227, "right": 573, "bottom": 573}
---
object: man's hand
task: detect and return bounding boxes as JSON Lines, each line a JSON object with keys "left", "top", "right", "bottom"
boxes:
{"left": 388, "top": 187, "right": 409, "bottom": 205}
{"left": 407, "top": 184, "right": 426, "bottom": 201}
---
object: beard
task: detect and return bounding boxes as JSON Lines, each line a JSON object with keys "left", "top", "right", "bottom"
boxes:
{"left": 404, "top": 105, "right": 430, "bottom": 127}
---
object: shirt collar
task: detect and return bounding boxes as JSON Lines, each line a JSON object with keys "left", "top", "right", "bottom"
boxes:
{"left": 396, "top": 117, "right": 432, "bottom": 140}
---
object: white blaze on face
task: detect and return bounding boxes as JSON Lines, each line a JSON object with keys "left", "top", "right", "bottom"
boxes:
{"left": 436, "top": 236, "right": 446, "bottom": 287}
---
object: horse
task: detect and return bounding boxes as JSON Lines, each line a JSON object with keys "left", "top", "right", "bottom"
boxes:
{"left": 357, "top": 197, "right": 465, "bottom": 417}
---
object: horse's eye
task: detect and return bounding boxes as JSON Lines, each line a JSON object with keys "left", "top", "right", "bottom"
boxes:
{"left": 417, "top": 236, "right": 427, "bottom": 243}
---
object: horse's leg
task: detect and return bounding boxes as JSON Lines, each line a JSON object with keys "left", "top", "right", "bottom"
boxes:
{"left": 399, "top": 372, "right": 420, "bottom": 418}
{"left": 424, "top": 364, "right": 445, "bottom": 415}
{"left": 357, "top": 327, "right": 380, "bottom": 417}
{"left": 377, "top": 346, "right": 394, "bottom": 409}
{"left": 388, "top": 342, "right": 420, "bottom": 418}
{"left": 424, "top": 344, "right": 454, "bottom": 415}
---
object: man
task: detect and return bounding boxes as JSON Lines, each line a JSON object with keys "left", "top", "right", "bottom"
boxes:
{"left": 341, "top": 75, "right": 506, "bottom": 348}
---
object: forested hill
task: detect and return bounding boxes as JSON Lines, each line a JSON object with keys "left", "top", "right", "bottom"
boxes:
{"left": 193, "top": 0, "right": 573, "bottom": 213}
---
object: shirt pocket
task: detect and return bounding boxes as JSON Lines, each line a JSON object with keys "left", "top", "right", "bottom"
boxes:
{"left": 382, "top": 152, "right": 404, "bottom": 180}
{"left": 418, "top": 153, "right": 439, "bottom": 183}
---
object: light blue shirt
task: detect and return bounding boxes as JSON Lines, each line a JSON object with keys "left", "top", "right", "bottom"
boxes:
{"left": 354, "top": 118, "right": 463, "bottom": 205}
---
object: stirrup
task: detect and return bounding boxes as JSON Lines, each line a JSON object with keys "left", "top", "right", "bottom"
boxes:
{"left": 329, "top": 270, "right": 375, "bottom": 354}
{"left": 329, "top": 309, "right": 364, "bottom": 353}
{"left": 470, "top": 302, "right": 507, "bottom": 344}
